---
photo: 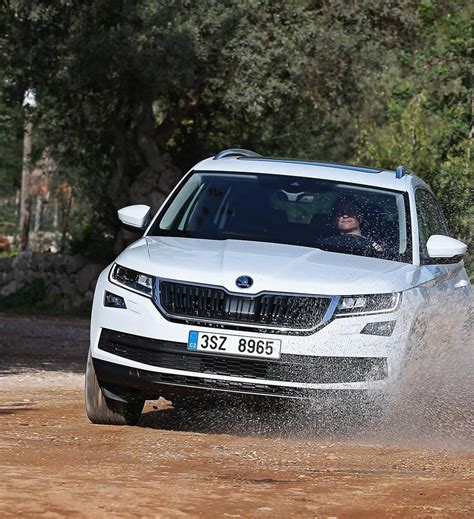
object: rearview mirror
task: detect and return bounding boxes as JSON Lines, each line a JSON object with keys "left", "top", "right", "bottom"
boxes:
{"left": 426, "top": 235, "right": 467, "bottom": 259}
{"left": 277, "top": 190, "right": 315, "bottom": 203}
{"left": 118, "top": 205, "right": 151, "bottom": 233}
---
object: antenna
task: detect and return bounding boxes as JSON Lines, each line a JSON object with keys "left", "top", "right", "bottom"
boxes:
{"left": 395, "top": 165, "right": 413, "bottom": 179}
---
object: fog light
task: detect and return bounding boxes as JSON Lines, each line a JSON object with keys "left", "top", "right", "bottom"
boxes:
{"left": 361, "top": 321, "right": 395, "bottom": 336}
{"left": 104, "top": 291, "right": 126, "bottom": 309}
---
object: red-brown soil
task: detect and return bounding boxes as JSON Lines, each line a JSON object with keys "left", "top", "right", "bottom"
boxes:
{"left": 1, "top": 315, "right": 472, "bottom": 518}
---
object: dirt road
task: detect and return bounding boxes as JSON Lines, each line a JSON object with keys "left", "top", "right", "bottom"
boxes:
{"left": 1, "top": 315, "right": 472, "bottom": 518}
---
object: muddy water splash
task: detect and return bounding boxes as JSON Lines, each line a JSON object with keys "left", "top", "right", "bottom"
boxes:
{"left": 292, "top": 294, "right": 474, "bottom": 450}
{"left": 252, "top": 294, "right": 474, "bottom": 451}
{"left": 379, "top": 295, "right": 473, "bottom": 451}
{"left": 147, "top": 297, "right": 472, "bottom": 451}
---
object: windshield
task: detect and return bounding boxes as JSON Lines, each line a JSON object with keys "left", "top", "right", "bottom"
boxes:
{"left": 149, "top": 171, "right": 412, "bottom": 262}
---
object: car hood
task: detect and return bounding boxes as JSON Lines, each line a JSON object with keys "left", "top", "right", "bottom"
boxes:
{"left": 114, "top": 236, "right": 424, "bottom": 296}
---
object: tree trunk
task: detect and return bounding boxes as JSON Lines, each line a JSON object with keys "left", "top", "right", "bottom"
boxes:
{"left": 108, "top": 100, "right": 182, "bottom": 255}
{"left": 30, "top": 195, "right": 43, "bottom": 252}
{"left": 19, "top": 117, "right": 33, "bottom": 251}
{"left": 53, "top": 198, "right": 59, "bottom": 229}
{"left": 129, "top": 101, "right": 182, "bottom": 207}
{"left": 33, "top": 196, "right": 43, "bottom": 233}
{"left": 60, "top": 188, "right": 73, "bottom": 253}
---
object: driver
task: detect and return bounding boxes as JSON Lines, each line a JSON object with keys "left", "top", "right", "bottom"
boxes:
{"left": 332, "top": 198, "right": 384, "bottom": 253}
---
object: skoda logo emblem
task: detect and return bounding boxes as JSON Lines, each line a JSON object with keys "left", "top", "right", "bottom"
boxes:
{"left": 236, "top": 275, "right": 253, "bottom": 289}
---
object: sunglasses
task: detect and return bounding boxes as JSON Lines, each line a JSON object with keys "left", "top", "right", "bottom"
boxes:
{"left": 335, "top": 211, "right": 360, "bottom": 218}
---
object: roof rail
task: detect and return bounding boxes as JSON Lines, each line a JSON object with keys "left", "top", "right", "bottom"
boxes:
{"left": 395, "top": 165, "right": 413, "bottom": 179}
{"left": 213, "top": 148, "right": 262, "bottom": 160}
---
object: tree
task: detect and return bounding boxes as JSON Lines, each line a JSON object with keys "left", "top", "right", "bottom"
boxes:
{"left": 0, "top": 69, "right": 23, "bottom": 238}
{"left": 0, "top": 71, "right": 22, "bottom": 195}
{"left": 356, "top": 1, "right": 473, "bottom": 244}
{"left": 0, "top": 0, "right": 419, "bottom": 256}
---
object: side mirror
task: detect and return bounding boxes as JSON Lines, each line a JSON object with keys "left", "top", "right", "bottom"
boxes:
{"left": 426, "top": 235, "right": 467, "bottom": 258}
{"left": 118, "top": 205, "right": 151, "bottom": 233}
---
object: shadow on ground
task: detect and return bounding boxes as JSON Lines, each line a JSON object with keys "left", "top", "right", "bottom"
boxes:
{"left": 138, "top": 396, "right": 379, "bottom": 441}
{"left": 0, "top": 314, "right": 89, "bottom": 374}
{"left": 138, "top": 389, "right": 474, "bottom": 450}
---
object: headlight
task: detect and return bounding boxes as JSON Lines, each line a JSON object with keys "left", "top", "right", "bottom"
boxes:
{"left": 335, "top": 293, "right": 400, "bottom": 316}
{"left": 110, "top": 264, "right": 153, "bottom": 297}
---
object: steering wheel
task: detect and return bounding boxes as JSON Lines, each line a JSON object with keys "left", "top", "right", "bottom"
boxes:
{"left": 318, "top": 234, "right": 384, "bottom": 256}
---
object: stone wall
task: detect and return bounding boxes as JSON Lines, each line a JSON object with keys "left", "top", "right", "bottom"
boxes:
{"left": 0, "top": 252, "right": 104, "bottom": 310}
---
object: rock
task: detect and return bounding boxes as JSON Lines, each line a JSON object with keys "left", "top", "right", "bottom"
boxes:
{"left": 61, "top": 280, "right": 77, "bottom": 299}
{"left": 0, "top": 253, "right": 104, "bottom": 308}
{"left": 75, "top": 264, "right": 100, "bottom": 294}
{"left": 53, "top": 254, "right": 67, "bottom": 274}
{"left": 45, "top": 284, "right": 62, "bottom": 304}
{"left": 22, "top": 271, "right": 38, "bottom": 286}
{"left": 13, "top": 268, "right": 27, "bottom": 284}
{"left": 0, "top": 256, "right": 13, "bottom": 272}
{"left": 66, "top": 255, "right": 86, "bottom": 274}
{"left": 14, "top": 251, "right": 33, "bottom": 271}
{"left": 44, "top": 255, "right": 55, "bottom": 272}
{"left": 1, "top": 280, "right": 18, "bottom": 296}
{"left": 33, "top": 254, "right": 43, "bottom": 272}
{"left": 129, "top": 161, "right": 181, "bottom": 213}
{"left": 84, "top": 288, "right": 94, "bottom": 300}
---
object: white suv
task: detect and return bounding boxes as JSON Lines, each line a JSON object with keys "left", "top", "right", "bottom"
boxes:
{"left": 85, "top": 149, "right": 470, "bottom": 425}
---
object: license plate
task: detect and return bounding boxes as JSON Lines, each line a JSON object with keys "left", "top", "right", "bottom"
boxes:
{"left": 187, "top": 331, "right": 281, "bottom": 359}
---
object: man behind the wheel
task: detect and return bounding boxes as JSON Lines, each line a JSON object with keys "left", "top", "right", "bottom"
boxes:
{"left": 332, "top": 199, "right": 384, "bottom": 253}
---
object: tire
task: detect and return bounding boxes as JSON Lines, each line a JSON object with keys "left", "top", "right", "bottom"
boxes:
{"left": 85, "top": 352, "right": 144, "bottom": 425}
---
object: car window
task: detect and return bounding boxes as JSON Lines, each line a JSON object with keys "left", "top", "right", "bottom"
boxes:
{"left": 415, "top": 189, "right": 450, "bottom": 259}
{"left": 152, "top": 171, "right": 412, "bottom": 262}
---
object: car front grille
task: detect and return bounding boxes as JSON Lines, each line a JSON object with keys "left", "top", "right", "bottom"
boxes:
{"left": 155, "top": 280, "right": 332, "bottom": 333}
{"left": 98, "top": 329, "right": 387, "bottom": 384}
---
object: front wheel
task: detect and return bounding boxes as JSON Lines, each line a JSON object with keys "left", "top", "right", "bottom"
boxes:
{"left": 85, "top": 352, "right": 144, "bottom": 425}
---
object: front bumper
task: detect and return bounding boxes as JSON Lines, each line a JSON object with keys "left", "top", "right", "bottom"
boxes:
{"left": 90, "top": 266, "right": 414, "bottom": 398}
{"left": 95, "top": 328, "right": 388, "bottom": 399}
{"left": 94, "top": 357, "right": 383, "bottom": 401}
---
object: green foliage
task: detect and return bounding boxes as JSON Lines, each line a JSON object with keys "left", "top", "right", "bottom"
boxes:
{"left": 0, "top": 199, "right": 17, "bottom": 236}
{"left": 168, "top": 0, "right": 420, "bottom": 166}
{"left": 0, "top": 1, "right": 419, "bottom": 186}
{"left": 69, "top": 220, "right": 116, "bottom": 264}
{"left": 356, "top": 1, "right": 473, "bottom": 246}
{"left": 0, "top": 0, "right": 470, "bottom": 276}
{"left": 0, "top": 70, "right": 22, "bottom": 195}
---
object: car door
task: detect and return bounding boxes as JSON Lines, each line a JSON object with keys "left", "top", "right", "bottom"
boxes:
{"left": 415, "top": 188, "right": 469, "bottom": 302}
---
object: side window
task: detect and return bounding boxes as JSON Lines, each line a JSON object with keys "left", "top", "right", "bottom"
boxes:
{"left": 415, "top": 189, "right": 449, "bottom": 259}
